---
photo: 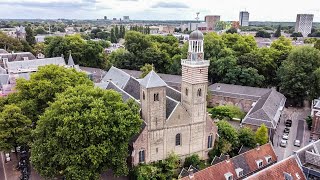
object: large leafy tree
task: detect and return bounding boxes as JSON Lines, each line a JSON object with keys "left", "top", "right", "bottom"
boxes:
{"left": 210, "top": 105, "right": 244, "bottom": 120}
{"left": 255, "top": 124, "right": 269, "bottom": 145}
{"left": 270, "top": 36, "right": 293, "bottom": 66}
{"left": 0, "top": 32, "right": 23, "bottom": 51}
{"left": 216, "top": 120, "right": 239, "bottom": 154}
{"left": 31, "top": 85, "right": 142, "bottom": 179}
{"left": 0, "top": 105, "right": 32, "bottom": 153}
{"left": 278, "top": 46, "right": 320, "bottom": 102}
{"left": 238, "top": 127, "right": 256, "bottom": 148}
{"left": 25, "top": 25, "right": 36, "bottom": 46}
{"left": 15, "top": 65, "right": 93, "bottom": 122}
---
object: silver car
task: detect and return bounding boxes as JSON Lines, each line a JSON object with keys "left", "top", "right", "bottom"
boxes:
{"left": 280, "top": 140, "right": 287, "bottom": 147}
{"left": 294, "top": 140, "right": 301, "bottom": 147}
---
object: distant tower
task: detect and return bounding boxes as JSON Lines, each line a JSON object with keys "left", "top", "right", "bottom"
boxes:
{"left": 104, "top": 16, "right": 107, "bottom": 20}
{"left": 181, "top": 30, "right": 209, "bottom": 123}
{"left": 295, "top": 14, "right": 314, "bottom": 37}
{"left": 239, "top": 11, "right": 249, "bottom": 26}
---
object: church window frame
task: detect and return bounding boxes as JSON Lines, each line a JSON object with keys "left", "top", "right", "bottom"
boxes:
{"left": 197, "top": 88, "right": 202, "bottom": 97}
{"left": 142, "top": 91, "right": 145, "bottom": 100}
{"left": 139, "top": 149, "right": 145, "bottom": 163}
{"left": 185, "top": 88, "right": 188, "bottom": 96}
{"left": 154, "top": 93, "right": 159, "bottom": 101}
{"left": 207, "top": 134, "right": 213, "bottom": 148}
{"left": 175, "top": 133, "right": 181, "bottom": 146}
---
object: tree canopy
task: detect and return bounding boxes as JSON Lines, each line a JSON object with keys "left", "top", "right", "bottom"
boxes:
{"left": 255, "top": 124, "right": 269, "bottom": 145}
{"left": 210, "top": 105, "right": 245, "bottom": 120}
{"left": 31, "top": 85, "right": 142, "bottom": 179}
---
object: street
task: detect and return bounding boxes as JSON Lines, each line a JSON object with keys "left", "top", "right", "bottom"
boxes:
{"left": 273, "top": 107, "right": 310, "bottom": 160}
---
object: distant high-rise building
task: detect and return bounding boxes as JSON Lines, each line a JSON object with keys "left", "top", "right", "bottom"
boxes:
{"left": 295, "top": 14, "right": 314, "bottom": 37}
{"left": 123, "top": 16, "right": 130, "bottom": 21}
{"left": 104, "top": 16, "right": 107, "bottom": 20}
{"left": 239, "top": 11, "right": 249, "bottom": 26}
{"left": 204, "top": 15, "right": 220, "bottom": 31}
{"left": 112, "top": 18, "right": 117, "bottom": 21}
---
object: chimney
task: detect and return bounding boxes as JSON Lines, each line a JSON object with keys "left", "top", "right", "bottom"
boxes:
{"left": 256, "top": 143, "right": 260, "bottom": 150}
{"left": 226, "top": 154, "right": 230, "bottom": 163}
{"left": 188, "top": 168, "right": 194, "bottom": 179}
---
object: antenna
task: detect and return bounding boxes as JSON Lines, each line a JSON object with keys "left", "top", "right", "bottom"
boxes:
{"left": 195, "top": 12, "right": 200, "bottom": 30}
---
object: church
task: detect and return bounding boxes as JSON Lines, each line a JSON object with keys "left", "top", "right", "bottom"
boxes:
{"left": 97, "top": 30, "right": 217, "bottom": 165}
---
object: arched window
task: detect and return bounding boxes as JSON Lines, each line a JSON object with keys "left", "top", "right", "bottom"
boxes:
{"left": 207, "top": 134, "right": 213, "bottom": 148}
{"left": 185, "top": 88, "right": 188, "bottom": 96}
{"left": 175, "top": 133, "right": 181, "bottom": 146}
{"left": 139, "top": 149, "right": 145, "bottom": 163}
{"left": 197, "top": 88, "right": 202, "bottom": 97}
{"left": 154, "top": 93, "right": 159, "bottom": 101}
{"left": 142, "top": 91, "right": 145, "bottom": 100}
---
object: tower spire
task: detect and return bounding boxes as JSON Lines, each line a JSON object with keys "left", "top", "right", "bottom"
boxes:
{"left": 68, "top": 51, "right": 75, "bottom": 66}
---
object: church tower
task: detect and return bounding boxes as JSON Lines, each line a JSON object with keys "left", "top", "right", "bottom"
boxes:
{"left": 181, "top": 30, "right": 209, "bottom": 123}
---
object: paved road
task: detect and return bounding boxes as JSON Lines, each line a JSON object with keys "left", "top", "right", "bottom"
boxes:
{"left": 273, "top": 107, "right": 310, "bottom": 160}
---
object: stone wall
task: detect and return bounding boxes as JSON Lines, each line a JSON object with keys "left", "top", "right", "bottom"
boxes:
{"left": 209, "top": 94, "right": 254, "bottom": 113}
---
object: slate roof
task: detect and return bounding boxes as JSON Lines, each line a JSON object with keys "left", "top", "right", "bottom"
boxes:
{"left": 245, "top": 157, "right": 306, "bottom": 180}
{"left": 0, "top": 49, "right": 8, "bottom": 54}
{"left": 123, "top": 77, "right": 140, "bottom": 100}
{"left": 0, "top": 66, "right": 6, "bottom": 74}
{"left": 0, "top": 74, "right": 9, "bottom": 86}
{"left": 120, "top": 69, "right": 182, "bottom": 85}
{"left": 68, "top": 53, "right": 75, "bottom": 66}
{"left": 242, "top": 89, "right": 286, "bottom": 129}
{"left": 0, "top": 52, "right": 36, "bottom": 63}
{"left": 209, "top": 83, "right": 270, "bottom": 101}
{"left": 295, "top": 139, "right": 320, "bottom": 173}
{"left": 139, "top": 70, "right": 167, "bottom": 88}
{"left": 209, "top": 83, "right": 286, "bottom": 129}
{"left": 166, "top": 86, "right": 181, "bottom": 102}
{"left": 95, "top": 82, "right": 110, "bottom": 89}
{"left": 166, "top": 97, "right": 178, "bottom": 118}
{"left": 180, "top": 143, "right": 277, "bottom": 180}
{"left": 105, "top": 81, "right": 133, "bottom": 102}
{"left": 102, "top": 66, "right": 131, "bottom": 89}
{"left": 6, "top": 57, "right": 66, "bottom": 73}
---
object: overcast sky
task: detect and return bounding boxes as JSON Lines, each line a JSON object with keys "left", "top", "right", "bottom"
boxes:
{"left": 0, "top": 0, "right": 319, "bottom": 22}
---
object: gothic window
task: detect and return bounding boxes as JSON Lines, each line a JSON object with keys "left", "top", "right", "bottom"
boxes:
{"left": 197, "top": 88, "right": 202, "bottom": 97}
{"left": 185, "top": 88, "right": 188, "bottom": 96}
{"left": 155, "top": 118, "right": 158, "bottom": 126}
{"left": 142, "top": 91, "right": 145, "bottom": 100}
{"left": 175, "top": 133, "right": 181, "bottom": 146}
{"left": 207, "top": 134, "right": 213, "bottom": 148}
{"left": 139, "top": 149, "right": 145, "bottom": 163}
{"left": 154, "top": 93, "right": 159, "bottom": 101}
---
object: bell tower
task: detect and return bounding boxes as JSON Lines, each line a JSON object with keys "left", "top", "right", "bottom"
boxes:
{"left": 181, "top": 30, "right": 209, "bottom": 123}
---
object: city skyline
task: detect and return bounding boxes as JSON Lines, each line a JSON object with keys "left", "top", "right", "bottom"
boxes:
{"left": 0, "top": 0, "right": 320, "bottom": 22}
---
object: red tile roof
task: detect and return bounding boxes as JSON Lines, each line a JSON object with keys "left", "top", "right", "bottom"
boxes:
{"left": 180, "top": 143, "right": 277, "bottom": 180}
{"left": 246, "top": 156, "right": 306, "bottom": 180}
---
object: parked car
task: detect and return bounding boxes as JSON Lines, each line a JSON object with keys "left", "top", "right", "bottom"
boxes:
{"left": 285, "top": 119, "right": 292, "bottom": 127}
{"left": 284, "top": 127, "right": 290, "bottom": 134}
{"left": 294, "top": 140, "right": 301, "bottom": 147}
{"left": 282, "top": 133, "right": 289, "bottom": 140}
{"left": 280, "top": 140, "right": 287, "bottom": 147}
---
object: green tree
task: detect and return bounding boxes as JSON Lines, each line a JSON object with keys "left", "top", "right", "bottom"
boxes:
{"left": 183, "top": 154, "right": 201, "bottom": 168}
{"left": 140, "top": 63, "right": 154, "bottom": 78}
{"left": 33, "top": 42, "right": 45, "bottom": 55}
{"left": 35, "top": 27, "right": 47, "bottom": 35}
{"left": 305, "top": 116, "right": 312, "bottom": 130}
{"left": 15, "top": 65, "right": 93, "bottom": 122}
{"left": 274, "top": 26, "right": 281, "bottom": 37}
{"left": 132, "top": 164, "right": 161, "bottom": 180}
{"left": 0, "top": 105, "right": 32, "bottom": 154}
{"left": 210, "top": 105, "right": 244, "bottom": 120}
{"left": 115, "top": 25, "right": 119, "bottom": 39}
{"left": 25, "top": 25, "right": 36, "bottom": 45}
{"left": 216, "top": 120, "right": 239, "bottom": 151}
{"left": 0, "top": 32, "right": 23, "bottom": 51}
{"left": 315, "top": 39, "right": 320, "bottom": 50}
{"left": 226, "top": 27, "right": 238, "bottom": 34}
{"left": 290, "top": 32, "right": 303, "bottom": 37}
{"left": 255, "top": 124, "right": 269, "bottom": 145}
{"left": 96, "top": 31, "right": 109, "bottom": 40}
{"left": 31, "top": 85, "right": 142, "bottom": 179}
{"left": 110, "top": 28, "right": 117, "bottom": 43}
{"left": 278, "top": 46, "right": 320, "bottom": 102}
{"left": 255, "top": 30, "right": 271, "bottom": 38}
{"left": 238, "top": 127, "right": 256, "bottom": 148}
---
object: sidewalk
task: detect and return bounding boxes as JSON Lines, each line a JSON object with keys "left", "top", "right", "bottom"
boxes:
{"left": 1, "top": 152, "right": 22, "bottom": 180}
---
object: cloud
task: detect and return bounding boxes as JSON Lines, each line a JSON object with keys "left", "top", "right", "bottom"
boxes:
{"left": 151, "top": 2, "right": 189, "bottom": 9}
{"left": 117, "top": 0, "right": 139, "bottom": 1}
{"left": 0, "top": 0, "right": 106, "bottom": 11}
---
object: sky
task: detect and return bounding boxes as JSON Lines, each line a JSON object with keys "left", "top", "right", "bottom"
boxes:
{"left": 0, "top": 0, "right": 319, "bottom": 22}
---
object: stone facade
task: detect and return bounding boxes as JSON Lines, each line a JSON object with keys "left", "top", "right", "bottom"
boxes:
{"left": 209, "top": 95, "right": 255, "bottom": 113}
{"left": 130, "top": 30, "right": 217, "bottom": 165}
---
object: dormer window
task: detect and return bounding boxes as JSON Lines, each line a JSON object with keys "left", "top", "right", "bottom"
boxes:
{"left": 235, "top": 168, "right": 243, "bottom": 178}
{"left": 224, "top": 172, "right": 233, "bottom": 180}
{"left": 265, "top": 156, "right": 272, "bottom": 164}
{"left": 256, "top": 159, "right": 263, "bottom": 168}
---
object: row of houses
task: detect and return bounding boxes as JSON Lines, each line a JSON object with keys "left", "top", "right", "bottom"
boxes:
{"left": 179, "top": 139, "right": 320, "bottom": 180}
